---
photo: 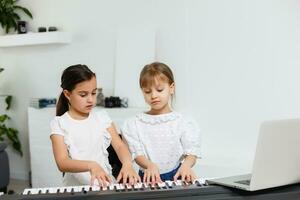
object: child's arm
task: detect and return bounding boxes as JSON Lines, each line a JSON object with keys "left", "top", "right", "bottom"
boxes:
{"left": 50, "top": 134, "right": 111, "bottom": 185}
{"left": 135, "top": 156, "right": 162, "bottom": 184}
{"left": 175, "top": 117, "right": 201, "bottom": 182}
{"left": 174, "top": 155, "right": 197, "bottom": 182}
{"left": 107, "top": 123, "right": 140, "bottom": 184}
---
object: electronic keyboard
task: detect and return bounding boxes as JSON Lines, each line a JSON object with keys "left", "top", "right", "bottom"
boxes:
{"left": 2, "top": 179, "right": 300, "bottom": 200}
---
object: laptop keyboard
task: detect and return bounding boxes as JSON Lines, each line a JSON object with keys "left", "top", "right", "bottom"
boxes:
{"left": 235, "top": 179, "right": 251, "bottom": 185}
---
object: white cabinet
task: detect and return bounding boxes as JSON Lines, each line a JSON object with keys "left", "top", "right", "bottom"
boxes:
{"left": 27, "top": 106, "right": 144, "bottom": 187}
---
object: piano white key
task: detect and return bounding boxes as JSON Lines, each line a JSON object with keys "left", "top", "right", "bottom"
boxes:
{"left": 198, "top": 178, "right": 207, "bottom": 185}
{"left": 119, "top": 184, "right": 125, "bottom": 190}
{"left": 175, "top": 180, "right": 183, "bottom": 186}
{"left": 157, "top": 182, "right": 166, "bottom": 188}
{"left": 126, "top": 183, "right": 132, "bottom": 190}
{"left": 102, "top": 185, "right": 108, "bottom": 191}
{"left": 83, "top": 185, "right": 91, "bottom": 192}
{"left": 23, "top": 188, "right": 31, "bottom": 195}
{"left": 133, "top": 183, "right": 141, "bottom": 189}
{"left": 48, "top": 187, "right": 58, "bottom": 194}
{"left": 115, "top": 184, "right": 121, "bottom": 191}
{"left": 165, "top": 180, "right": 174, "bottom": 188}
{"left": 143, "top": 182, "right": 149, "bottom": 188}
{"left": 40, "top": 188, "right": 48, "bottom": 194}
{"left": 194, "top": 178, "right": 206, "bottom": 186}
{"left": 73, "top": 186, "right": 81, "bottom": 192}
{"left": 59, "top": 187, "right": 66, "bottom": 193}
{"left": 77, "top": 186, "right": 85, "bottom": 192}
{"left": 150, "top": 183, "right": 156, "bottom": 189}
{"left": 183, "top": 181, "right": 191, "bottom": 185}
{"left": 137, "top": 183, "right": 143, "bottom": 189}
{"left": 109, "top": 184, "right": 115, "bottom": 190}
{"left": 30, "top": 188, "right": 40, "bottom": 195}
{"left": 66, "top": 187, "right": 73, "bottom": 193}
{"left": 35, "top": 188, "right": 41, "bottom": 194}
{"left": 91, "top": 185, "right": 100, "bottom": 191}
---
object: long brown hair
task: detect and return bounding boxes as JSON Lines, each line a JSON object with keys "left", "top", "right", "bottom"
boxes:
{"left": 56, "top": 64, "right": 96, "bottom": 116}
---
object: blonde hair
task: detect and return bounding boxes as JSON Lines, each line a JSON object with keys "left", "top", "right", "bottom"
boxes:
{"left": 139, "top": 62, "right": 175, "bottom": 89}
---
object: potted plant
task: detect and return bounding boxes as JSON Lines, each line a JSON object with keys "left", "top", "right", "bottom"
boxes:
{"left": 0, "top": 0, "right": 33, "bottom": 34}
{"left": 0, "top": 67, "right": 22, "bottom": 156}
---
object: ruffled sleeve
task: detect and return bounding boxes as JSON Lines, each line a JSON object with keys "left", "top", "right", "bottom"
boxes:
{"left": 96, "top": 110, "right": 113, "bottom": 150}
{"left": 121, "top": 118, "right": 145, "bottom": 159}
{"left": 179, "top": 117, "right": 201, "bottom": 158}
{"left": 50, "top": 117, "right": 65, "bottom": 137}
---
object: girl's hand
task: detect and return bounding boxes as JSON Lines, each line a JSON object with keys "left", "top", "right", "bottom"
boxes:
{"left": 173, "top": 163, "right": 196, "bottom": 183}
{"left": 88, "top": 161, "right": 112, "bottom": 186}
{"left": 143, "top": 162, "right": 162, "bottom": 184}
{"left": 116, "top": 163, "right": 141, "bottom": 185}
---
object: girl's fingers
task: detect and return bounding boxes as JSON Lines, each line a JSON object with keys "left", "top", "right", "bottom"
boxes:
{"left": 116, "top": 172, "right": 122, "bottom": 183}
{"left": 143, "top": 173, "right": 147, "bottom": 183}
{"left": 123, "top": 174, "right": 129, "bottom": 185}
{"left": 191, "top": 174, "right": 197, "bottom": 182}
{"left": 105, "top": 174, "right": 112, "bottom": 184}
{"left": 181, "top": 174, "right": 187, "bottom": 182}
{"left": 146, "top": 172, "right": 150, "bottom": 184}
{"left": 137, "top": 175, "right": 141, "bottom": 183}
{"left": 90, "top": 175, "right": 96, "bottom": 186}
{"left": 173, "top": 172, "right": 179, "bottom": 181}
{"left": 151, "top": 173, "right": 156, "bottom": 185}
{"left": 96, "top": 177, "right": 103, "bottom": 187}
{"left": 128, "top": 176, "right": 134, "bottom": 185}
{"left": 155, "top": 174, "right": 162, "bottom": 183}
{"left": 186, "top": 175, "right": 191, "bottom": 183}
{"left": 133, "top": 176, "right": 140, "bottom": 184}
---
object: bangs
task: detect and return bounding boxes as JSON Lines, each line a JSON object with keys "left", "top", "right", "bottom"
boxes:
{"left": 140, "top": 72, "right": 168, "bottom": 89}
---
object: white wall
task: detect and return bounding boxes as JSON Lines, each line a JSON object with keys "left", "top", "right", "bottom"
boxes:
{"left": 0, "top": 0, "right": 187, "bottom": 180}
{"left": 187, "top": 0, "right": 300, "bottom": 177}
{"left": 1, "top": 0, "right": 300, "bottom": 181}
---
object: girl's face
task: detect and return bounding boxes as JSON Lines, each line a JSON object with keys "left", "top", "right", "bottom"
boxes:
{"left": 64, "top": 76, "right": 97, "bottom": 117}
{"left": 142, "top": 76, "right": 174, "bottom": 114}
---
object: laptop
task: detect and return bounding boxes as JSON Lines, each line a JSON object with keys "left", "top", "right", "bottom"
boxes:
{"left": 208, "top": 119, "right": 300, "bottom": 191}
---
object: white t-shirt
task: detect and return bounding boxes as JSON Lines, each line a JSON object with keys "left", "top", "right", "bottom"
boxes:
{"left": 122, "top": 111, "right": 201, "bottom": 174}
{"left": 50, "top": 110, "right": 113, "bottom": 186}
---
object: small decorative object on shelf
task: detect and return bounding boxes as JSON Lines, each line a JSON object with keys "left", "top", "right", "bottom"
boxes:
{"left": 121, "top": 97, "right": 129, "bottom": 108}
{"left": 17, "top": 21, "right": 27, "bottom": 34}
{"left": 48, "top": 26, "right": 58, "bottom": 32}
{"left": 38, "top": 27, "right": 47, "bottom": 32}
{"left": 96, "top": 88, "right": 105, "bottom": 106}
{"left": 30, "top": 98, "right": 57, "bottom": 109}
{"left": 105, "top": 96, "right": 122, "bottom": 108}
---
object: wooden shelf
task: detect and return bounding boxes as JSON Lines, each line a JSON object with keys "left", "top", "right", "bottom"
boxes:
{"left": 0, "top": 32, "right": 71, "bottom": 47}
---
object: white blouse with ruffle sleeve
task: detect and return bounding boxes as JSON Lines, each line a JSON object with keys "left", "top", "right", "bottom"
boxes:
{"left": 122, "top": 111, "right": 201, "bottom": 174}
{"left": 50, "top": 110, "right": 113, "bottom": 186}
